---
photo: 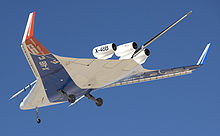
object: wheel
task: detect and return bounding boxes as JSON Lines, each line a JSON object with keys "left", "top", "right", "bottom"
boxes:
{"left": 37, "top": 118, "right": 41, "bottom": 124}
{"left": 68, "top": 94, "right": 76, "bottom": 103}
{"left": 96, "top": 98, "right": 103, "bottom": 107}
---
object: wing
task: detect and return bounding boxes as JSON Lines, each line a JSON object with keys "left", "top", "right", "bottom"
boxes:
{"left": 105, "top": 64, "right": 201, "bottom": 88}
{"left": 105, "top": 43, "right": 211, "bottom": 88}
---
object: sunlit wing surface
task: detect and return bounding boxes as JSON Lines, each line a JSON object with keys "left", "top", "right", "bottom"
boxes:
{"left": 55, "top": 55, "right": 143, "bottom": 89}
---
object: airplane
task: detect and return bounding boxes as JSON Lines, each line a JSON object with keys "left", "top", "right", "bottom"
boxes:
{"left": 10, "top": 11, "right": 211, "bottom": 124}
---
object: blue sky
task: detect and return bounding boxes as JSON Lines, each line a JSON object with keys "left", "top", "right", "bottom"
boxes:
{"left": 0, "top": 0, "right": 219, "bottom": 135}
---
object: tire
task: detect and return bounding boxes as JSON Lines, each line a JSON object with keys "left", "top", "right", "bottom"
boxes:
{"left": 96, "top": 98, "right": 103, "bottom": 107}
{"left": 68, "top": 94, "right": 76, "bottom": 103}
{"left": 37, "top": 118, "right": 41, "bottom": 124}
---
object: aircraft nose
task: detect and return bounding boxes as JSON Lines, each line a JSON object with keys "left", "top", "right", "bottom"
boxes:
{"left": 20, "top": 100, "right": 30, "bottom": 110}
{"left": 20, "top": 101, "right": 25, "bottom": 110}
{"left": 19, "top": 98, "right": 35, "bottom": 110}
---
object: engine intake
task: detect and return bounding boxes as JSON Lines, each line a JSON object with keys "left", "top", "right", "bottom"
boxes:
{"left": 133, "top": 48, "right": 150, "bottom": 64}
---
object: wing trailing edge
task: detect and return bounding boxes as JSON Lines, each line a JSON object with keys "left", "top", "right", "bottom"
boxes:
{"left": 105, "top": 43, "right": 211, "bottom": 88}
{"left": 105, "top": 65, "right": 201, "bottom": 88}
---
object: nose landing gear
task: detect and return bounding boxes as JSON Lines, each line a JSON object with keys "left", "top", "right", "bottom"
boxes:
{"left": 85, "top": 93, "right": 103, "bottom": 107}
{"left": 35, "top": 107, "right": 41, "bottom": 124}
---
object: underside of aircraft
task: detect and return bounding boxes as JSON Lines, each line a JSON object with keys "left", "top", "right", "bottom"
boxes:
{"left": 10, "top": 11, "right": 211, "bottom": 124}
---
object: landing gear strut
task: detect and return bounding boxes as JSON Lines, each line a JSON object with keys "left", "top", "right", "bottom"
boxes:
{"left": 85, "top": 93, "right": 103, "bottom": 107}
{"left": 57, "top": 90, "right": 76, "bottom": 103}
{"left": 35, "top": 107, "right": 41, "bottom": 124}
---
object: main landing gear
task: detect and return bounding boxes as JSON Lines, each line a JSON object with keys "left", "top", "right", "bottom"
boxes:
{"left": 35, "top": 107, "right": 41, "bottom": 124}
{"left": 85, "top": 93, "right": 103, "bottom": 107}
{"left": 57, "top": 90, "right": 76, "bottom": 103}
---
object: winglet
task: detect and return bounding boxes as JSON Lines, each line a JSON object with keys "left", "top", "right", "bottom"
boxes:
{"left": 22, "top": 12, "right": 35, "bottom": 43}
{"left": 196, "top": 43, "right": 211, "bottom": 65}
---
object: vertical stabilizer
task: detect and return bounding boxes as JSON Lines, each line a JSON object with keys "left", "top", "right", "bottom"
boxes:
{"left": 196, "top": 43, "right": 211, "bottom": 65}
{"left": 22, "top": 12, "right": 35, "bottom": 43}
{"left": 21, "top": 12, "right": 51, "bottom": 78}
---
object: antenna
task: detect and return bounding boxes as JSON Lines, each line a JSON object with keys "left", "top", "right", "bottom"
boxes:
{"left": 132, "top": 11, "right": 192, "bottom": 58}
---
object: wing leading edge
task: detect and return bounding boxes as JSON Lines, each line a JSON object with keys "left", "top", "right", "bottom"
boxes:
{"left": 105, "top": 43, "right": 211, "bottom": 88}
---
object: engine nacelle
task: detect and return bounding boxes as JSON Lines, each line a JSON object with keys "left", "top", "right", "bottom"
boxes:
{"left": 115, "top": 42, "right": 138, "bottom": 59}
{"left": 133, "top": 48, "right": 150, "bottom": 64}
{"left": 92, "top": 43, "right": 117, "bottom": 59}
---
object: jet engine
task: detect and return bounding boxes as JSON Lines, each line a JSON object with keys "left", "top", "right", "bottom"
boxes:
{"left": 115, "top": 42, "right": 138, "bottom": 59}
{"left": 133, "top": 48, "right": 150, "bottom": 64}
{"left": 92, "top": 43, "right": 117, "bottom": 59}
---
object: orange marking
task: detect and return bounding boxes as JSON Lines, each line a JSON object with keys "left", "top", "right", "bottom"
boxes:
{"left": 25, "top": 36, "right": 50, "bottom": 55}
{"left": 26, "top": 12, "right": 35, "bottom": 40}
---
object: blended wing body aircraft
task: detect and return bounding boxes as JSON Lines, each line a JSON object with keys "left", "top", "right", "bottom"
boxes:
{"left": 10, "top": 11, "right": 211, "bottom": 124}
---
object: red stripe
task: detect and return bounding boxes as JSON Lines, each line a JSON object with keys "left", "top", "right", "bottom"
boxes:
{"left": 26, "top": 12, "right": 35, "bottom": 40}
{"left": 25, "top": 37, "right": 50, "bottom": 55}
